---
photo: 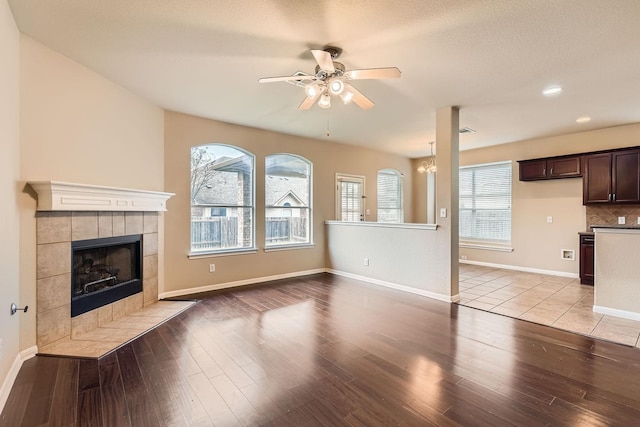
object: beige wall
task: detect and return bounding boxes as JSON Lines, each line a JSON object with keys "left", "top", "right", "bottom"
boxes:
{"left": 0, "top": 0, "right": 21, "bottom": 396}
{"left": 411, "top": 158, "right": 428, "bottom": 223}
{"left": 163, "top": 111, "right": 412, "bottom": 293}
{"left": 18, "top": 36, "right": 165, "bottom": 350}
{"left": 454, "top": 123, "right": 640, "bottom": 274}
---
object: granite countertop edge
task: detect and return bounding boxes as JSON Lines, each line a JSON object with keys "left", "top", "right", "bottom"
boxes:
{"left": 590, "top": 224, "right": 640, "bottom": 230}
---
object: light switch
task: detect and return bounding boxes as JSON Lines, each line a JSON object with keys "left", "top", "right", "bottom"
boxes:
{"left": 440, "top": 208, "right": 447, "bottom": 218}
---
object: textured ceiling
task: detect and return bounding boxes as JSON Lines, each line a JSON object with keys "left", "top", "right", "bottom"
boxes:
{"left": 8, "top": 0, "right": 640, "bottom": 158}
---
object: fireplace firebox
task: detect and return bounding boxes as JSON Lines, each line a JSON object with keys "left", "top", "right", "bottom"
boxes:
{"left": 71, "top": 234, "right": 143, "bottom": 317}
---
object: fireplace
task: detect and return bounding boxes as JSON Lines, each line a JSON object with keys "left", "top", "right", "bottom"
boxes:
{"left": 71, "top": 234, "right": 142, "bottom": 317}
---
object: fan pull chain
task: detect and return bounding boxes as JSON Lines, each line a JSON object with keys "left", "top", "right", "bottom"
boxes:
{"left": 326, "top": 108, "right": 332, "bottom": 137}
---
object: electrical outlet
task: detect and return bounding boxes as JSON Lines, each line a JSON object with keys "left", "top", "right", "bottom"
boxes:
{"left": 461, "top": 255, "right": 468, "bottom": 260}
{"left": 618, "top": 216, "right": 626, "bottom": 225}
{"left": 364, "top": 258, "right": 369, "bottom": 266}
{"left": 637, "top": 217, "right": 640, "bottom": 225}
{"left": 546, "top": 216, "right": 553, "bottom": 223}
{"left": 209, "top": 264, "right": 216, "bottom": 273}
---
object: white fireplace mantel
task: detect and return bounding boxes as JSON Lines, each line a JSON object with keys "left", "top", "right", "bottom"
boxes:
{"left": 28, "top": 181, "right": 174, "bottom": 212}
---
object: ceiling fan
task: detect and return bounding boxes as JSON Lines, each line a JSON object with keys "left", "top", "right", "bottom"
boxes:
{"left": 258, "top": 46, "right": 401, "bottom": 110}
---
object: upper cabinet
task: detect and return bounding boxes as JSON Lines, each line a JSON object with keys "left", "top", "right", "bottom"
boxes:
{"left": 583, "top": 149, "right": 640, "bottom": 204}
{"left": 518, "top": 155, "right": 582, "bottom": 181}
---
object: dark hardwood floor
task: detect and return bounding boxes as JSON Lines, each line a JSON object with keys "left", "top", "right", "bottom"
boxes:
{"left": 3, "top": 273, "right": 640, "bottom": 426}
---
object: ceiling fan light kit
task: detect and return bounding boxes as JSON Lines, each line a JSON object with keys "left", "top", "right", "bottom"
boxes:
{"left": 340, "top": 91, "right": 354, "bottom": 104}
{"left": 259, "top": 46, "right": 401, "bottom": 110}
{"left": 329, "top": 79, "right": 344, "bottom": 95}
{"left": 305, "top": 84, "right": 316, "bottom": 97}
{"left": 318, "top": 92, "right": 331, "bottom": 109}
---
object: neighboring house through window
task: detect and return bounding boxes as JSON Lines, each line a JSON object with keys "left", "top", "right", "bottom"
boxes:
{"left": 459, "top": 161, "right": 512, "bottom": 244}
{"left": 265, "top": 154, "right": 312, "bottom": 247}
{"left": 190, "top": 144, "right": 255, "bottom": 253}
{"left": 377, "top": 169, "right": 403, "bottom": 223}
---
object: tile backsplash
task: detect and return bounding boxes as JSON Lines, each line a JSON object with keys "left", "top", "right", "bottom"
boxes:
{"left": 586, "top": 205, "right": 640, "bottom": 230}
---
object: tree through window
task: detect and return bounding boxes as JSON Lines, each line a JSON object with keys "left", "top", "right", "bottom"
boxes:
{"left": 190, "top": 144, "right": 255, "bottom": 253}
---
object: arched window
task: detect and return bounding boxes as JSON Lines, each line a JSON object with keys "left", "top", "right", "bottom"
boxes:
{"left": 265, "top": 154, "right": 312, "bottom": 247}
{"left": 190, "top": 144, "right": 255, "bottom": 253}
{"left": 377, "top": 169, "right": 403, "bottom": 223}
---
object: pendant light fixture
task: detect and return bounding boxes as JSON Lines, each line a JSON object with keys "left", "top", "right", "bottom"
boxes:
{"left": 417, "top": 141, "right": 437, "bottom": 174}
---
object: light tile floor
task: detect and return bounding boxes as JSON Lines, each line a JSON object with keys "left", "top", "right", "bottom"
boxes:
{"left": 38, "top": 300, "right": 196, "bottom": 358}
{"left": 458, "top": 264, "right": 640, "bottom": 348}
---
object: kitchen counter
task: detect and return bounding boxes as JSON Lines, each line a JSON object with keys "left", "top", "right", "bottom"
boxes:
{"left": 591, "top": 224, "right": 640, "bottom": 230}
{"left": 592, "top": 227, "right": 640, "bottom": 321}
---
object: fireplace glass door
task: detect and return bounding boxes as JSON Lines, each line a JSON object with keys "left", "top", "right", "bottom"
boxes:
{"left": 71, "top": 234, "right": 142, "bottom": 317}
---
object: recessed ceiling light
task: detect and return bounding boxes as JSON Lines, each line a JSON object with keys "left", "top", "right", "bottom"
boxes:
{"left": 542, "top": 86, "right": 563, "bottom": 96}
{"left": 576, "top": 116, "right": 591, "bottom": 123}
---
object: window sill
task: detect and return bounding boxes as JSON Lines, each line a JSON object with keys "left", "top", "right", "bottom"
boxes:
{"left": 325, "top": 221, "right": 438, "bottom": 230}
{"left": 264, "top": 243, "right": 315, "bottom": 252}
{"left": 460, "top": 241, "right": 514, "bottom": 252}
{"left": 188, "top": 248, "right": 258, "bottom": 259}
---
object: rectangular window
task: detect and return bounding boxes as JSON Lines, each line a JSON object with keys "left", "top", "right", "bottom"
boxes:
{"left": 459, "top": 161, "right": 512, "bottom": 243}
{"left": 191, "top": 145, "right": 254, "bottom": 254}
{"left": 265, "top": 154, "right": 312, "bottom": 247}
{"left": 377, "top": 169, "right": 403, "bottom": 223}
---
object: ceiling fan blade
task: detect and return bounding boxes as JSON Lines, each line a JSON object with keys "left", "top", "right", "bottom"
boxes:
{"left": 311, "top": 49, "right": 335, "bottom": 73}
{"left": 344, "top": 67, "right": 401, "bottom": 80}
{"left": 298, "top": 91, "right": 322, "bottom": 110}
{"left": 258, "top": 74, "right": 316, "bottom": 83}
{"left": 344, "top": 83, "right": 374, "bottom": 110}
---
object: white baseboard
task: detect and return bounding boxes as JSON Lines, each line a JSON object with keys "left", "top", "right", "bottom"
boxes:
{"left": 460, "top": 259, "right": 579, "bottom": 279}
{"left": 0, "top": 346, "right": 37, "bottom": 415}
{"left": 328, "top": 269, "right": 459, "bottom": 303}
{"left": 159, "top": 269, "right": 327, "bottom": 299}
{"left": 593, "top": 305, "right": 640, "bottom": 322}
{"left": 160, "top": 267, "right": 461, "bottom": 303}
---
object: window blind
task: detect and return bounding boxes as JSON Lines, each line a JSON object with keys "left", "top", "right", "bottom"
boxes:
{"left": 459, "top": 161, "right": 512, "bottom": 242}
{"left": 341, "top": 181, "right": 362, "bottom": 222}
{"left": 377, "top": 169, "right": 403, "bottom": 223}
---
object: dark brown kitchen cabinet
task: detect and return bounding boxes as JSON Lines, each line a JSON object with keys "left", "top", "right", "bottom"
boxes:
{"left": 583, "top": 148, "right": 640, "bottom": 204}
{"left": 518, "top": 155, "right": 582, "bottom": 181}
{"left": 579, "top": 233, "right": 594, "bottom": 286}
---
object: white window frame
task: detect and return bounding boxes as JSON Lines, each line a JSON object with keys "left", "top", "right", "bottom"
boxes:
{"left": 265, "top": 153, "right": 313, "bottom": 250}
{"left": 459, "top": 160, "right": 513, "bottom": 248}
{"left": 377, "top": 168, "right": 404, "bottom": 223}
{"left": 189, "top": 144, "right": 256, "bottom": 257}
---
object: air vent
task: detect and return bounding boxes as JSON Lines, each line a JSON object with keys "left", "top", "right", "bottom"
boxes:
{"left": 459, "top": 127, "right": 476, "bottom": 134}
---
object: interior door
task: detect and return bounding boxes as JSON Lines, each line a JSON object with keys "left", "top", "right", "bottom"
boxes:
{"left": 336, "top": 174, "right": 365, "bottom": 221}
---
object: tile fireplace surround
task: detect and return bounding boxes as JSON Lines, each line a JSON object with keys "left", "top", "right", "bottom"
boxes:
{"left": 29, "top": 182, "right": 192, "bottom": 358}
